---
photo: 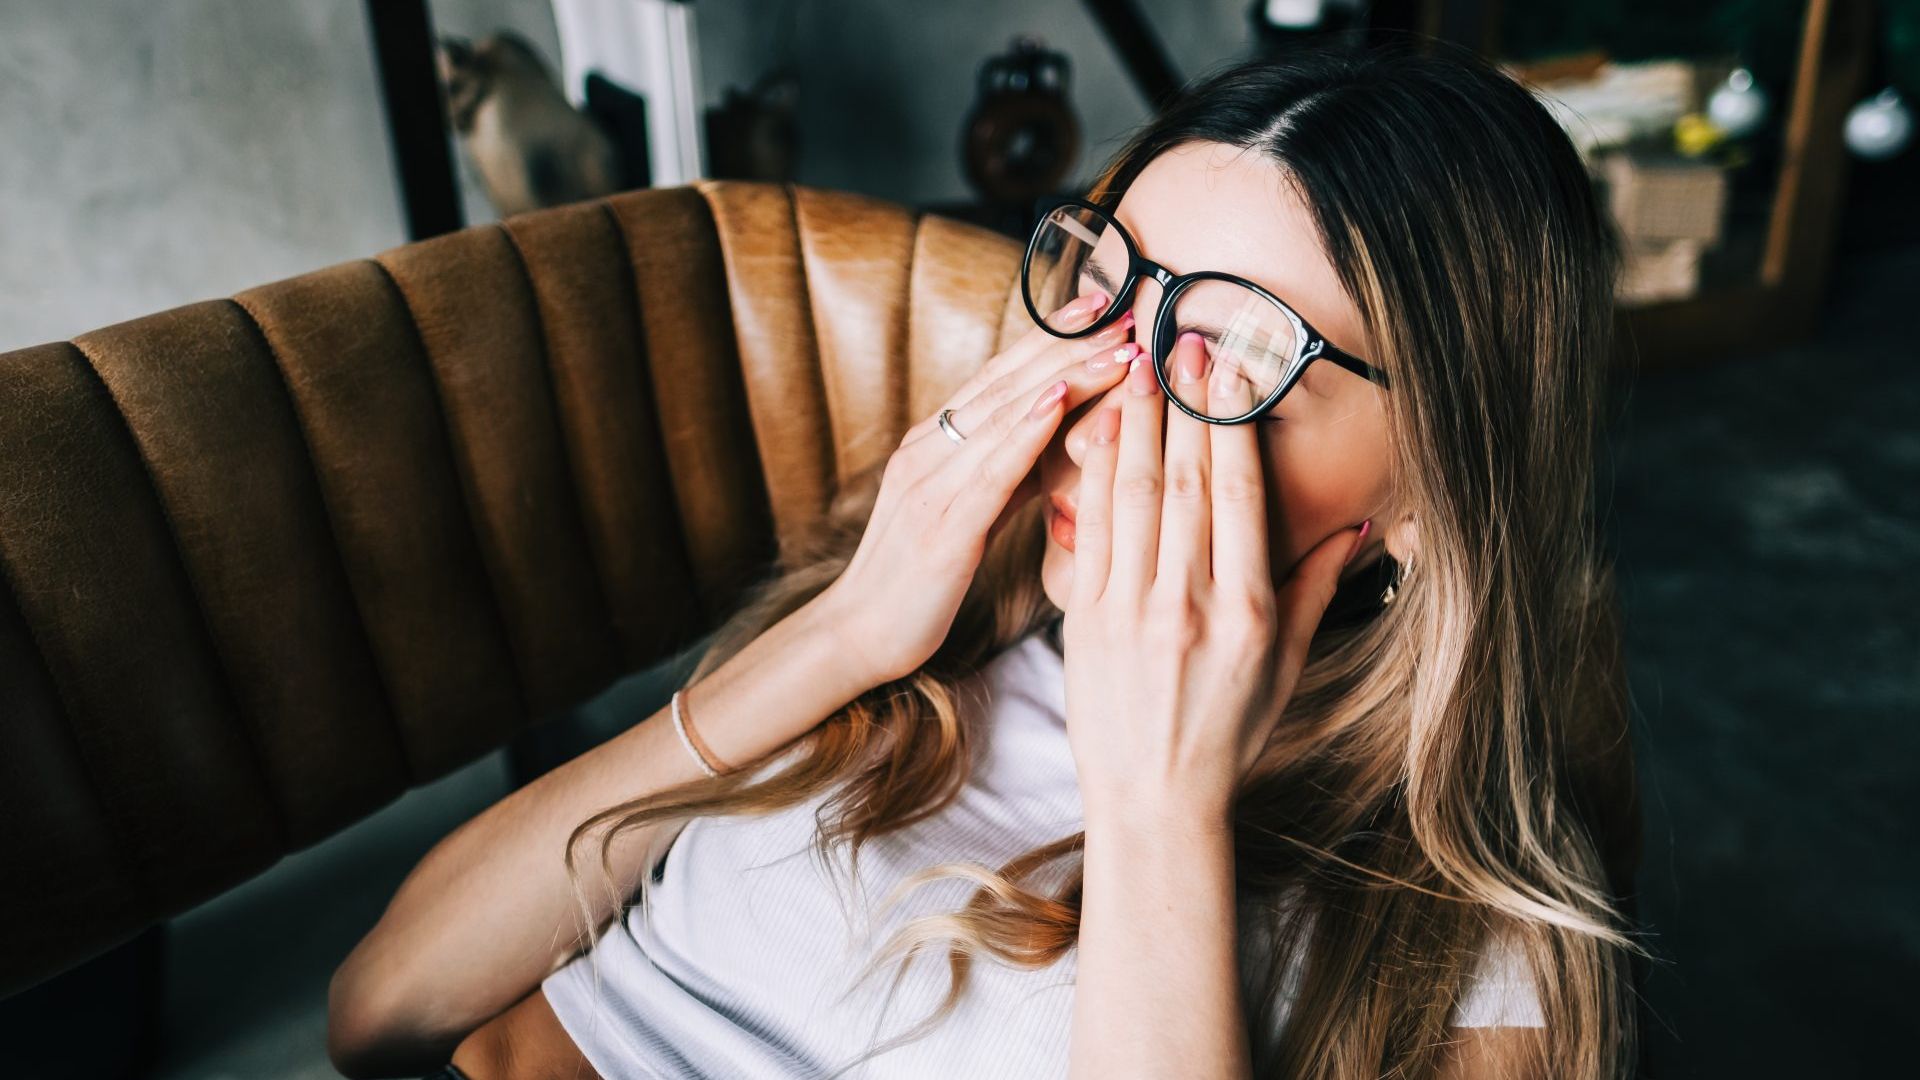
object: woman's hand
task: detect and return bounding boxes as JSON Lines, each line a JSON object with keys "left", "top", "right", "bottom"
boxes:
{"left": 818, "top": 289, "right": 1142, "bottom": 686}
{"left": 1061, "top": 330, "right": 1371, "bottom": 820}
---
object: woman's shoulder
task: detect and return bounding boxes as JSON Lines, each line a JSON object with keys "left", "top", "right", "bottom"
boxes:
{"left": 1451, "top": 921, "right": 1546, "bottom": 1028}
{"left": 1238, "top": 893, "right": 1547, "bottom": 1031}
{"left": 974, "top": 622, "right": 1066, "bottom": 705}
{"left": 955, "top": 625, "right": 1077, "bottom": 797}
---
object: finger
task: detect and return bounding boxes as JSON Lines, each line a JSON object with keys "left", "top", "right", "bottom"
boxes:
{"left": 1108, "top": 350, "right": 1166, "bottom": 596}
{"left": 1068, "top": 404, "right": 1122, "bottom": 606}
{"left": 929, "top": 339, "right": 1139, "bottom": 492}
{"left": 942, "top": 376, "right": 1078, "bottom": 547}
{"left": 899, "top": 289, "right": 1109, "bottom": 446}
{"left": 934, "top": 338, "right": 1135, "bottom": 546}
{"left": 1274, "top": 520, "right": 1371, "bottom": 663}
{"left": 938, "top": 312, "right": 1135, "bottom": 444}
{"left": 901, "top": 308, "right": 1120, "bottom": 450}
{"left": 1156, "top": 331, "right": 1212, "bottom": 591}
{"left": 1206, "top": 345, "right": 1271, "bottom": 592}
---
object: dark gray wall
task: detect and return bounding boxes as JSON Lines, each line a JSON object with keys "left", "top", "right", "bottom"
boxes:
{"left": 715, "top": 0, "right": 1255, "bottom": 205}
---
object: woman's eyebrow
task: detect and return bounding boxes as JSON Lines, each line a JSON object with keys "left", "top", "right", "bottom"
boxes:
{"left": 1085, "top": 259, "right": 1122, "bottom": 296}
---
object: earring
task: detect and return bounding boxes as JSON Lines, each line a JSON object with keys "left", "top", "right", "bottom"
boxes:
{"left": 1382, "top": 557, "right": 1412, "bottom": 605}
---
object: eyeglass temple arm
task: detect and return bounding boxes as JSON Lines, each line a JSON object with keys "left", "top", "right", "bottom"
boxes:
{"left": 1318, "top": 341, "right": 1392, "bottom": 389}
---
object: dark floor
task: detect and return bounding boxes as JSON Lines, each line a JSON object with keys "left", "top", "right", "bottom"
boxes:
{"left": 1608, "top": 244, "right": 1920, "bottom": 1076}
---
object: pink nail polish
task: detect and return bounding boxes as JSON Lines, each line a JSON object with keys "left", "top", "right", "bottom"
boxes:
{"left": 1030, "top": 379, "right": 1068, "bottom": 418}
{"left": 1087, "top": 341, "right": 1139, "bottom": 373}
{"left": 1343, "top": 518, "right": 1372, "bottom": 567}
{"left": 1179, "top": 344, "right": 1207, "bottom": 383}
{"left": 1126, "top": 355, "right": 1157, "bottom": 395}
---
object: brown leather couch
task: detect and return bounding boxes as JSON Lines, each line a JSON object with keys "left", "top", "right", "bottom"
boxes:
{"left": 0, "top": 181, "right": 1031, "bottom": 999}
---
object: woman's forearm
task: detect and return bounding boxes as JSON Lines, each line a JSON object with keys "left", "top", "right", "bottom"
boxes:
{"left": 1070, "top": 795, "right": 1251, "bottom": 1080}
{"left": 328, "top": 591, "right": 877, "bottom": 1076}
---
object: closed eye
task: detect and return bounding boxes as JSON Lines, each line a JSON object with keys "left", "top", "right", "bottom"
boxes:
{"left": 1084, "top": 260, "right": 1122, "bottom": 298}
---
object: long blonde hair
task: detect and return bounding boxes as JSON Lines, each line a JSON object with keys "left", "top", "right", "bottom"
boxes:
{"left": 566, "top": 41, "right": 1644, "bottom": 1079}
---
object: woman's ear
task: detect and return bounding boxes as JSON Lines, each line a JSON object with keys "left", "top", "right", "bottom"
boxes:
{"left": 1381, "top": 513, "right": 1420, "bottom": 567}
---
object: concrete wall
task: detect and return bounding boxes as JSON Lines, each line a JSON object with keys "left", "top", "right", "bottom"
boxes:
{"left": 0, "top": 0, "right": 564, "bottom": 352}
{"left": 0, "top": 0, "right": 1255, "bottom": 352}
{"left": 0, "top": 1, "right": 404, "bottom": 352}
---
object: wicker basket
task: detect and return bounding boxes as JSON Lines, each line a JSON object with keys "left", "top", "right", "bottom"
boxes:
{"left": 1617, "top": 238, "right": 1708, "bottom": 303}
{"left": 1601, "top": 149, "right": 1729, "bottom": 245}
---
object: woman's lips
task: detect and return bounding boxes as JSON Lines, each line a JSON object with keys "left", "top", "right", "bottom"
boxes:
{"left": 1047, "top": 493, "right": 1077, "bottom": 552}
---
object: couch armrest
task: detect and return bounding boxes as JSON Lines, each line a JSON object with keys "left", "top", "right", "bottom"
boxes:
{"left": 0, "top": 180, "right": 1024, "bottom": 998}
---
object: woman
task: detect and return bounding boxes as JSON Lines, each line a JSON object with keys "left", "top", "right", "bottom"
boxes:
{"left": 330, "top": 41, "right": 1643, "bottom": 1080}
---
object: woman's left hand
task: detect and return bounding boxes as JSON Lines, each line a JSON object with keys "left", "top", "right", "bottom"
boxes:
{"left": 1062, "top": 331, "right": 1371, "bottom": 821}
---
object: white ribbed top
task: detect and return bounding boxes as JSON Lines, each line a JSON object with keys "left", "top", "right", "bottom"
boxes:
{"left": 542, "top": 624, "right": 1542, "bottom": 1079}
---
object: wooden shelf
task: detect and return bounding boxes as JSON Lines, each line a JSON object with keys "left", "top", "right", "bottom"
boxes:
{"left": 1431, "top": 0, "right": 1875, "bottom": 371}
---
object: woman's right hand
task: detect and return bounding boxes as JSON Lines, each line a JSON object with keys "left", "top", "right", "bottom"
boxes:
{"left": 817, "top": 288, "right": 1141, "bottom": 685}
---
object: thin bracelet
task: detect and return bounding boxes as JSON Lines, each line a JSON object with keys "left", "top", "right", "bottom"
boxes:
{"left": 671, "top": 687, "right": 725, "bottom": 778}
{"left": 680, "top": 687, "right": 735, "bottom": 774}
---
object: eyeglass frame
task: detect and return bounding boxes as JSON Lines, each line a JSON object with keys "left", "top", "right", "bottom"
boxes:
{"left": 1020, "top": 195, "right": 1392, "bottom": 425}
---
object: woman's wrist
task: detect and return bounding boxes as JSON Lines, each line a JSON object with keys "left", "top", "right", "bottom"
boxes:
{"left": 804, "top": 580, "right": 910, "bottom": 688}
{"left": 1082, "top": 784, "right": 1235, "bottom": 842}
{"left": 1073, "top": 776, "right": 1247, "bottom": 1079}
{"left": 675, "top": 591, "right": 882, "bottom": 773}
{"left": 795, "top": 586, "right": 900, "bottom": 696}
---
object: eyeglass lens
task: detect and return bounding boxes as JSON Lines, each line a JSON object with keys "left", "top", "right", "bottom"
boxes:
{"left": 1026, "top": 204, "right": 1303, "bottom": 421}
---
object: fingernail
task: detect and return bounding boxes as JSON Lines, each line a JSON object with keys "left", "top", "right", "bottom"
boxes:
{"left": 1126, "top": 355, "right": 1158, "bottom": 396}
{"left": 1087, "top": 341, "right": 1140, "bottom": 373}
{"left": 1093, "top": 406, "right": 1120, "bottom": 444}
{"left": 1073, "top": 290, "right": 1109, "bottom": 316}
{"left": 1029, "top": 379, "right": 1068, "bottom": 418}
{"left": 1343, "top": 518, "right": 1372, "bottom": 567}
{"left": 1178, "top": 335, "right": 1208, "bottom": 383}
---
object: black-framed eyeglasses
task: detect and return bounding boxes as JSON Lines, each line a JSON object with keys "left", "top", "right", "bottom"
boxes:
{"left": 1020, "top": 195, "right": 1391, "bottom": 425}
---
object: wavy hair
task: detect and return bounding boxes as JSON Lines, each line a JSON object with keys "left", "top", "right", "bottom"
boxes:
{"left": 564, "top": 39, "right": 1644, "bottom": 1080}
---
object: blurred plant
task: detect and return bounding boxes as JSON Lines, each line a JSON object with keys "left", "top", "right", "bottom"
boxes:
{"left": 1887, "top": 1, "right": 1920, "bottom": 99}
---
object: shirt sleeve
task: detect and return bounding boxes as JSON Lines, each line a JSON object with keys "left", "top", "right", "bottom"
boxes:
{"left": 1447, "top": 925, "right": 1546, "bottom": 1028}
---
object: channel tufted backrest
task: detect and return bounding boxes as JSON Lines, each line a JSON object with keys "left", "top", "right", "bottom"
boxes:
{"left": 0, "top": 180, "right": 1030, "bottom": 997}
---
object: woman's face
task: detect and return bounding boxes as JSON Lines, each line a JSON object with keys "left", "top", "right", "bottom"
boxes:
{"left": 1039, "top": 140, "right": 1401, "bottom": 610}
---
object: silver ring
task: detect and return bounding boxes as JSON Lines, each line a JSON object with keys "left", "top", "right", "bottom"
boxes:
{"left": 936, "top": 408, "right": 968, "bottom": 445}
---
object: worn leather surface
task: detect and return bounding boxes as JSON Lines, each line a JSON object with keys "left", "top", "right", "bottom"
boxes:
{"left": 0, "top": 180, "right": 1025, "bottom": 997}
